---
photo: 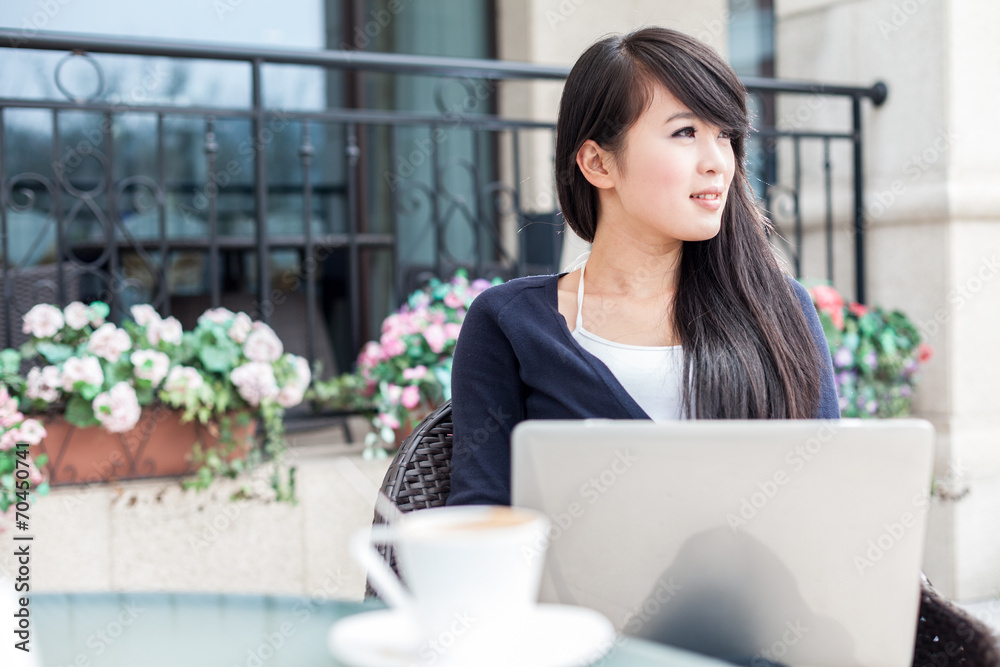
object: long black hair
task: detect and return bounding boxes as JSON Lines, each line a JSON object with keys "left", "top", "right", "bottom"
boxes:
{"left": 555, "top": 27, "right": 822, "bottom": 419}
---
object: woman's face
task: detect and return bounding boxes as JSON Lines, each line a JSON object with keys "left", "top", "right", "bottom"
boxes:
{"left": 604, "top": 85, "right": 736, "bottom": 244}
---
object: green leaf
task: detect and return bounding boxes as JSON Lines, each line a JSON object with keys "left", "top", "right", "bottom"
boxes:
{"left": 104, "top": 360, "right": 133, "bottom": 386}
{"left": 18, "top": 340, "right": 37, "bottom": 359}
{"left": 91, "top": 301, "right": 110, "bottom": 320}
{"left": 36, "top": 341, "right": 75, "bottom": 365}
{"left": 878, "top": 330, "right": 898, "bottom": 356}
{"left": 65, "top": 395, "right": 100, "bottom": 428}
{"left": 135, "top": 385, "right": 155, "bottom": 405}
{"left": 78, "top": 383, "right": 100, "bottom": 401}
{"left": 0, "top": 348, "right": 21, "bottom": 374}
{"left": 198, "top": 344, "right": 233, "bottom": 373}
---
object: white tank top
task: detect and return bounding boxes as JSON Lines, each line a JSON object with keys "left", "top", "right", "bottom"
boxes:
{"left": 571, "top": 261, "right": 686, "bottom": 421}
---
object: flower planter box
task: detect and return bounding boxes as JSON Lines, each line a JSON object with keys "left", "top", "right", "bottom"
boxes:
{"left": 38, "top": 407, "right": 256, "bottom": 486}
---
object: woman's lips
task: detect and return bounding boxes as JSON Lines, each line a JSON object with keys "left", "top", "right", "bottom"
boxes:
{"left": 690, "top": 192, "right": 722, "bottom": 210}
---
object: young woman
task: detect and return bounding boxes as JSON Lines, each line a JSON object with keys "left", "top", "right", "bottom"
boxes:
{"left": 447, "top": 27, "right": 839, "bottom": 507}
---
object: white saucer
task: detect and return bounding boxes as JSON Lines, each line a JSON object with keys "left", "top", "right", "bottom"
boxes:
{"left": 328, "top": 604, "right": 617, "bottom": 667}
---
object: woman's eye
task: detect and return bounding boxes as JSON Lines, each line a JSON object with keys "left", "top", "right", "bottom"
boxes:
{"left": 719, "top": 130, "right": 733, "bottom": 140}
{"left": 672, "top": 127, "right": 695, "bottom": 138}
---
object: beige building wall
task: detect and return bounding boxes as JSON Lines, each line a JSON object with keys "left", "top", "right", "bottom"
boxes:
{"left": 775, "top": 0, "right": 1000, "bottom": 600}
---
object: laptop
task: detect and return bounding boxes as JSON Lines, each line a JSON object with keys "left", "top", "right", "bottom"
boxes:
{"left": 510, "top": 419, "right": 935, "bottom": 667}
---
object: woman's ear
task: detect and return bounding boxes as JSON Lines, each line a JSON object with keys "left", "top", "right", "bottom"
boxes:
{"left": 576, "top": 140, "right": 616, "bottom": 189}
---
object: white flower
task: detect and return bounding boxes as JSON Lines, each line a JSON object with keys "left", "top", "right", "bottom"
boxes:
{"left": 149, "top": 316, "right": 183, "bottom": 346}
{"left": 26, "top": 366, "right": 62, "bottom": 403}
{"left": 198, "top": 307, "right": 235, "bottom": 327}
{"left": 22, "top": 304, "right": 64, "bottom": 338}
{"left": 276, "top": 384, "right": 306, "bottom": 408}
{"left": 130, "top": 350, "right": 170, "bottom": 386}
{"left": 92, "top": 382, "right": 141, "bottom": 433}
{"left": 88, "top": 323, "right": 132, "bottom": 363}
{"left": 243, "top": 323, "right": 283, "bottom": 363}
{"left": 275, "top": 354, "right": 310, "bottom": 408}
{"left": 230, "top": 362, "right": 279, "bottom": 407}
{"left": 63, "top": 302, "right": 92, "bottom": 330}
{"left": 163, "top": 366, "right": 204, "bottom": 394}
{"left": 130, "top": 304, "right": 162, "bottom": 328}
{"left": 61, "top": 356, "right": 104, "bottom": 391}
{"left": 17, "top": 419, "right": 46, "bottom": 445}
{"left": 228, "top": 312, "right": 253, "bottom": 344}
{"left": 288, "top": 354, "right": 311, "bottom": 388}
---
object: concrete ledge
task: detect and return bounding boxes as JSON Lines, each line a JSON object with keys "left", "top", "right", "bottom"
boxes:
{"left": 0, "top": 444, "right": 392, "bottom": 601}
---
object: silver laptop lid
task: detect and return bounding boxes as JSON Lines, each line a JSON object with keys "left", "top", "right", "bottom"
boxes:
{"left": 511, "top": 419, "right": 935, "bottom": 667}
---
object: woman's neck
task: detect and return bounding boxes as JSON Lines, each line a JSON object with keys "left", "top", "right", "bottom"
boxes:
{"left": 585, "top": 225, "right": 683, "bottom": 300}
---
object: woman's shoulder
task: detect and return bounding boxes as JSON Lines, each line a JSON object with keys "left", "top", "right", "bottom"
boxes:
{"left": 469, "top": 273, "right": 560, "bottom": 314}
{"left": 783, "top": 274, "right": 813, "bottom": 308}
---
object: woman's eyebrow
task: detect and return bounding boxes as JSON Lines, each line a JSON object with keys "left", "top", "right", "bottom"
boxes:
{"left": 665, "top": 111, "right": 696, "bottom": 123}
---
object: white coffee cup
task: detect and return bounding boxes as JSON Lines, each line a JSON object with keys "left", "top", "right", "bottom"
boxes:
{"left": 352, "top": 505, "right": 550, "bottom": 647}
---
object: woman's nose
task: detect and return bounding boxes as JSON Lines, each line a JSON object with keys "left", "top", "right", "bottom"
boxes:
{"left": 698, "top": 135, "right": 728, "bottom": 174}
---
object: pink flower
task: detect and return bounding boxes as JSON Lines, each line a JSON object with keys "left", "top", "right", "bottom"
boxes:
{"left": 378, "top": 412, "right": 400, "bottom": 430}
{"left": 357, "top": 341, "right": 384, "bottom": 371}
{"left": 810, "top": 285, "right": 845, "bottom": 314}
{"left": 422, "top": 324, "right": 446, "bottom": 354}
{"left": 61, "top": 356, "right": 104, "bottom": 391}
{"left": 830, "top": 309, "right": 844, "bottom": 331}
{"left": 131, "top": 304, "right": 162, "bottom": 328}
{"left": 26, "top": 458, "right": 45, "bottom": 485}
{"left": 0, "top": 388, "right": 22, "bottom": 428}
{"left": 22, "top": 304, "right": 64, "bottom": 338}
{"left": 88, "top": 323, "right": 132, "bottom": 362}
{"left": 384, "top": 384, "right": 403, "bottom": 407}
{"left": 243, "top": 324, "right": 284, "bottom": 363}
{"left": 401, "top": 384, "right": 421, "bottom": 410}
{"left": 380, "top": 333, "right": 406, "bottom": 359}
{"left": 163, "top": 366, "right": 204, "bottom": 394}
{"left": 0, "top": 429, "right": 22, "bottom": 451}
{"left": 25, "top": 366, "right": 62, "bottom": 403}
{"left": 130, "top": 350, "right": 170, "bottom": 386}
{"left": 402, "top": 365, "right": 428, "bottom": 381}
{"left": 848, "top": 302, "right": 868, "bottom": 318}
{"left": 63, "top": 301, "right": 92, "bottom": 330}
{"left": 92, "top": 382, "right": 142, "bottom": 433}
{"left": 917, "top": 342, "right": 934, "bottom": 363}
{"left": 444, "top": 292, "right": 464, "bottom": 309}
{"left": 444, "top": 322, "right": 461, "bottom": 342}
{"left": 230, "top": 362, "right": 279, "bottom": 406}
{"left": 381, "top": 313, "right": 411, "bottom": 336}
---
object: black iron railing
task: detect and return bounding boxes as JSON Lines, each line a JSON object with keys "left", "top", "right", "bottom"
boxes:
{"left": 0, "top": 29, "right": 886, "bottom": 381}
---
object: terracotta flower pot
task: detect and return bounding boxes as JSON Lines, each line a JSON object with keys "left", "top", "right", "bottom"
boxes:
{"left": 38, "top": 406, "right": 257, "bottom": 486}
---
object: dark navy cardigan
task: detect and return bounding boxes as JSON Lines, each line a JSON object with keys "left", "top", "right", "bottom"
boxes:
{"left": 446, "top": 273, "right": 840, "bottom": 506}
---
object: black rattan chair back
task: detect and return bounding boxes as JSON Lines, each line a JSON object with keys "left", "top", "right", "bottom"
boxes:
{"left": 363, "top": 401, "right": 1000, "bottom": 664}
{"left": 364, "top": 400, "right": 453, "bottom": 598}
{"left": 913, "top": 575, "right": 1000, "bottom": 666}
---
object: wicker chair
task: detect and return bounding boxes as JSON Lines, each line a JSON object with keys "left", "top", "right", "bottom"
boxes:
{"left": 366, "top": 400, "right": 1000, "bottom": 666}
{"left": 365, "top": 400, "right": 454, "bottom": 598}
